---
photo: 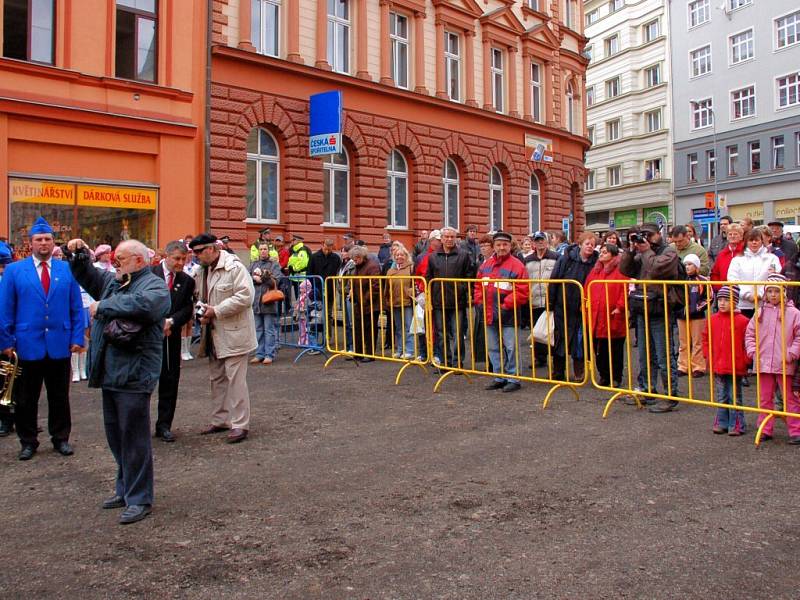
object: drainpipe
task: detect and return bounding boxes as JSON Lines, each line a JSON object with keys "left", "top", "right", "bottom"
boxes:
{"left": 204, "top": 0, "right": 213, "bottom": 232}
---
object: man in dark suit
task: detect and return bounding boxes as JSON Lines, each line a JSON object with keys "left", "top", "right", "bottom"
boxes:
{"left": 0, "top": 217, "right": 84, "bottom": 460}
{"left": 151, "top": 240, "right": 195, "bottom": 442}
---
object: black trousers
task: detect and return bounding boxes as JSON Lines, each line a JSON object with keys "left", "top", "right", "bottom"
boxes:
{"left": 353, "top": 308, "right": 379, "bottom": 356}
{"left": 103, "top": 389, "right": 153, "bottom": 506}
{"left": 15, "top": 357, "right": 71, "bottom": 448}
{"left": 156, "top": 335, "right": 182, "bottom": 432}
{"left": 594, "top": 337, "right": 625, "bottom": 385}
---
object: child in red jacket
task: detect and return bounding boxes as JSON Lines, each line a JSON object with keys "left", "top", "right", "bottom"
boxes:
{"left": 702, "top": 286, "right": 750, "bottom": 435}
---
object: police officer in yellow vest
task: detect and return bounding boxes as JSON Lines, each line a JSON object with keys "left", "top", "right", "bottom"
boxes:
{"left": 250, "top": 228, "right": 278, "bottom": 263}
{"left": 287, "top": 234, "right": 310, "bottom": 276}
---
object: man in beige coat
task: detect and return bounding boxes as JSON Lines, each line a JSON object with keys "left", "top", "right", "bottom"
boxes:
{"left": 188, "top": 234, "right": 257, "bottom": 443}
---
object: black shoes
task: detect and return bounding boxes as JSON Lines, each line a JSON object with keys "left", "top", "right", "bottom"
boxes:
{"left": 485, "top": 381, "right": 506, "bottom": 391}
{"left": 119, "top": 504, "right": 151, "bottom": 525}
{"left": 649, "top": 400, "right": 679, "bottom": 413}
{"left": 155, "top": 429, "right": 176, "bottom": 443}
{"left": 102, "top": 495, "right": 125, "bottom": 509}
{"left": 787, "top": 436, "right": 800, "bottom": 445}
{"left": 18, "top": 446, "right": 35, "bottom": 461}
{"left": 0, "top": 420, "right": 13, "bottom": 437}
{"left": 502, "top": 382, "right": 521, "bottom": 393}
{"left": 54, "top": 441, "right": 74, "bottom": 456}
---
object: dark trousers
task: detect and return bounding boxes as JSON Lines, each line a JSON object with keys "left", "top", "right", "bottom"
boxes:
{"left": 471, "top": 307, "right": 486, "bottom": 364}
{"left": 594, "top": 337, "right": 625, "bottom": 385}
{"left": 102, "top": 389, "right": 154, "bottom": 506}
{"left": 15, "top": 357, "right": 71, "bottom": 448}
{"left": 353, "top": 307, "right": 379, "bottom": 356}
{"left": 433, "top": 307, "right": 467, "bottom": 367}
{"left": 156, "top": 335, "right": 182, "bottom": 433}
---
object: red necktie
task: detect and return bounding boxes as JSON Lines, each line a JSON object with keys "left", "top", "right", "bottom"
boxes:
{"left": 168, "top": 271, "right": 174, "bottom": 291}
{"left": 41, "top": 262, "right": 50, "bottom": 295}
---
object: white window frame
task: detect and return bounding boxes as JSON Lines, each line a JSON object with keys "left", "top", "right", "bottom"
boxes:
{"left": 688, "top": 0, "right": 710, "bottom": 29}
{"left": 565, "top": 81, "right": 575, "bottom": 133}
{"left": 772, "top": 135, "right": 785, "bottom": 169}
{"left": 605, "top": 77, "right": 620, "bottom": 98}
{"left": 530, "top": 62, "right": 543, "bottom": 122}
{"left": 706, "top": 149, "right": 716, "bottom": 180}
{"left": 606, "top": 118, "right": 620, "bottom": 141}
{"left": 645, "top": 64, "right": 661, "bottom": 87}
{"left": 489, "top": 166, "right": 503, "bottom": 231}
{"left": 564, "top": 0, "right": 576, "bottom": 29}
{"left": 797, "top": 132, "right": 800, "bottom": 167}
{"left": 607, "top": 165, "right": 621, "bottom": 187}
{"left": 322, "top": 149, "right": 350, "bottom": 226}
{"left": 386, "top": 149, "right": 408, "bottom": 228}
{"left": 749, "top": 141, "right": 761, "bottom": 173}
{"left": 645, "top": 109, "right": 661, "bottom": 133}
{"left": 604, "top": 33, "right": 619, "bottom": 57}
{"left": 491, "top": 47, "right": 504, "bottom": 113}
{"left": 529, "top": 173, "right": 541, "bottom": 233}
{"left": 644, "top": 158, "right": 662, "bottom": 180}
{"left": 252, "top": 0, "right": 280, "bottom": 58}
{"left": 729, "top": 28, "right": 754, "bottom": 66}
{"left": 643, "top": 19, "right": 659, "bottom": 43}
{"left": 730, "top": 85, "right": 756, "bottom": 121}
{"left": 587, "top": 125, "right": 595, "bottom": 144}
{"left": 586, "top": 85, "right": 594, "bottom": 107}
{"left": 586, "top": 169, "right": 595, "bottom": 190}
{"left": 776, "top": 72, "right": 800, "bottom": 110}
{"left": 245, "top": 128, "right": 280, "bottom": 223}
{"left": 527, "top": 0, "right": 541, "bottom": 10}
{"left": 775, "top": 9, "right": 800, "bottom": 50}
{"left": 690, "top": 44, "right": 712, "bottom": 78}
{"left": 585, "top": 9, "right": 599, "bottom": 27}
{"left": 726, "top": 145, "right": 738, "bottom": 176}
{"left": 729, "top": 0, "right": 752, "bottom": 11}
{"left": 444, "top": 31, "right": 461, "bottom": 102}
{"left": 608, "top": 0, "right": 623, "bottom": 14}
{"left": 443, "top": 159, "right": 459, "bottom": 230}
{"left": 688, "top": 153, "right": 698, "bottom": 181}
{"left": 691, "top": 97, "right": 714, "bottom": 130}
{"left": 389, "top": 12, "right": 409, "bottom": 89}
{"left": 585, "top": 44, "right": 593, "bottom": 62}
{"left": 327, "top": 0, "right": 350, "bottom": 74}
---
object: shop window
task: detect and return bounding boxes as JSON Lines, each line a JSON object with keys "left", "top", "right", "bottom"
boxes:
{"left": 444, "top": 31, "right": 461, "bottom": 102}
{"left": 586, "top": 211, "right": 609, "bottom": 227}
{"left": 115, "top": 0, "right": 158, "bottom": 83}
{"left": 530, "top": 62, "right": 543, "bottom": 122}
{"left": 2, "top": 0, "right": 55, "bottom": 64}
{"left": 489, "top": 166, "right": 503, "bottom": 231}
{"left": 245, "top": 128, "right": 280, "bottom": 223}
{"left": 529, "top": 174, "right": 541, "bottom": 234}
{"left": 390, "top": 12, "right": 409, "bottom": 89}
{"left": 327, "top": 0, "right": 350, "bottom": 74}
{"left": 443, "top": 159, "right": 459, "bottom": 230}
{"left": 322, "top": 149, "right": 350, "bottom": 226}
{"left": 252, "top": 0, "right": 280, "bottom": 57}
{"left": 386, "top": 149, "right": 408, "bottom": 228}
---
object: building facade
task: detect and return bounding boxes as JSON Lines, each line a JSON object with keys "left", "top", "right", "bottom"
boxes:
{"left": 210, "top": 0, "right": 590, "bottom": 251}
{"left": 670, "top": 0, "right": 800, "bottom": 235}
{"left": 583, "top": 0, "right": 673, "bottom": 238}
{"left": 0, "top": 0, "right": 206, "bottom": 253}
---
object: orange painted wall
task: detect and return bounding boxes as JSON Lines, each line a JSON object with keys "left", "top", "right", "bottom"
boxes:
{"left": 0, "top": 0, "right": 207, "bottom": 247}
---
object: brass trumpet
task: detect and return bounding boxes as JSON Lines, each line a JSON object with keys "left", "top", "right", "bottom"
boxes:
{"left": 0, "top": 351, "right": 20, "bottom": 408}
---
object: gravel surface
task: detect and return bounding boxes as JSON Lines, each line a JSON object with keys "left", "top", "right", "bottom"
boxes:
{"left": 2, "top": 352, "right": 799, "bottom": 599}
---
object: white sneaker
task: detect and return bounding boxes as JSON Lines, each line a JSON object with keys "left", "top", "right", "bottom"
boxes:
{"left": 392, "top": 352, "right": 402, "bottom": 359}
{"left": 402, "top": 353, "right": 415, "bottom": 360}
{"left": 181, "top": 351, "right": 193, "bottom": 361}
{"left": 432, "top": 356, "right": 442, "bottom": 366}
{"left": 71, "top": 371, "right": 80, "bottom": 383}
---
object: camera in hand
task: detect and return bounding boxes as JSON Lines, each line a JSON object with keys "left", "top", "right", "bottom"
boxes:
{"left": 629, "top": 233, "right": 646, "bottom": 245}
{"left": 195, "top": 301, "right": 207, "bottom": 319}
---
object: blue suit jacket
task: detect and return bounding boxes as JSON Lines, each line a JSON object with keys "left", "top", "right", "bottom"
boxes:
{"left": 0, "top": 257, "right": 85, "bottom": 360}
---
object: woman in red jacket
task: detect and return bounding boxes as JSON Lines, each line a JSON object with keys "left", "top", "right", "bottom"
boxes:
{"left": 585, "top": 243, "right": 630, "bottom": 387}
{"left": 710, "top": 222, "right": 744, "bottom": 287}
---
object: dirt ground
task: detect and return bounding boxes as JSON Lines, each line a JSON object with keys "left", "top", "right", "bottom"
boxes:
{"left": 2, "top": 350, "right": 800, "bottom": 599}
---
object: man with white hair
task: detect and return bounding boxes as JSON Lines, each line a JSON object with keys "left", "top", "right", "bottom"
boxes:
{"left": 66, "top": 236, "right": 170, "bottom": 524}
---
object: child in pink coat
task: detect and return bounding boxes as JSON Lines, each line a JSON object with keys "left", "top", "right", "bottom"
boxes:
{"left": 745, "top": 273, "right": 800, "bottom": 442}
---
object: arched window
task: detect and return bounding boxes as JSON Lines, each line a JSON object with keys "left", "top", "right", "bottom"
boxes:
{"left": 387, "top": 149, "right": 408, "bottom": 228}
{"left": 443, "top": 159, "right": 459, "bottom": 229}
{"left": 322, "top": 149, "right": 349, "bottom": 225}
{"left": 327, "top": 0, "right": 350, "bottom": 73}
{"left": 246, "top": 128, "right": 279, "bottom": 222}
{"left": 489, "top": 166, "right": 503, "bottom": 231}
{"left": 529, "top": 173, "right": 541, "bottom": 234}
{"left": 566, "top": 80, "right": 575, "bottom": 133}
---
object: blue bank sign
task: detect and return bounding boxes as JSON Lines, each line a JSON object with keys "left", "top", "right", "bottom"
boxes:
{"left": 309, "top": 90, "right": 342, "bottom": 157}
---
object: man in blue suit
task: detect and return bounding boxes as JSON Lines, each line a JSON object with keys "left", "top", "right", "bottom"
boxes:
{"left": 0, "top": 217, "right": 84, "bottom": 460}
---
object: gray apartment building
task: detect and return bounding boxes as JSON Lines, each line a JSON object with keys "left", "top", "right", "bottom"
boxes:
{"left": 670, "top": 0, "right": 800, "bottom": 237}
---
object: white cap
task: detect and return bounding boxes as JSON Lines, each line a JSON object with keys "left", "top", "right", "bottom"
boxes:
{"left": 683, "top": 253, "right": 701, "bottom": 269}
{"left": 429, "top": 229, "right": 442, "bottom": 240}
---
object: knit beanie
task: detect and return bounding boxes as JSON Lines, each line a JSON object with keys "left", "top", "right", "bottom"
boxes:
{"left": 682, "top": 253, "right": 701, "bottom": 269}
{"left": 716, "top": 285, "right": 739, "bottom": 306}
{"left": 764, "top": 273, "right": 787, "bottom": 291}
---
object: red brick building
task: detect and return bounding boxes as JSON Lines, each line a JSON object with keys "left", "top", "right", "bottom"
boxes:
{"left": 210, "top": 0, "right": 589, "bottom": 251}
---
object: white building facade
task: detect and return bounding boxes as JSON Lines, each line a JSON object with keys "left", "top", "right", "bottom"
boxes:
{"left": 583, "top": 0, "right": 674, "bottom": 237}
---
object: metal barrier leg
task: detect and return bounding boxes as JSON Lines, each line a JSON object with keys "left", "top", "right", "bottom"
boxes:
{"left": 324, "top": 353, "right": 347, "bottom": 368}
{"left": 395, "top": 361, "right": 427, "bottom": 386}
{"left": 754, "top": 414, "right": 774, "bottom": 448}
{"left": 542, "top": 383, "right": 579, "bottom": 410}
{"left": 433, "top": 369, "right": 472, "bottom": 393}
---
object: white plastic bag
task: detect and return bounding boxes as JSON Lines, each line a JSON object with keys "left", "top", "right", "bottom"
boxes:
{"left": 409, "top": 295, "right": 426, "bottom": 335}
{"left": 532, "top": 311, "right": 555, "bottom": 346}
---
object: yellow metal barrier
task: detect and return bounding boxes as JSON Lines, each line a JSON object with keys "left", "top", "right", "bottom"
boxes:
{"left": 587, "top": 279, "right": 800, "bottom": 447}
{"left": 426, "top": 277, "right": 588, "bottom": 407}
{"left": 323, "top": 275, "right": 430, "bottom": 384}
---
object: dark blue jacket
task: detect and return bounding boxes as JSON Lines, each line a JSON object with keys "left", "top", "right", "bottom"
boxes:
{"left": 0, "top": 257, "right": 84, "bottom": 360}
{"left": 69, "top": 251, "right": 169, "bottom": 393}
